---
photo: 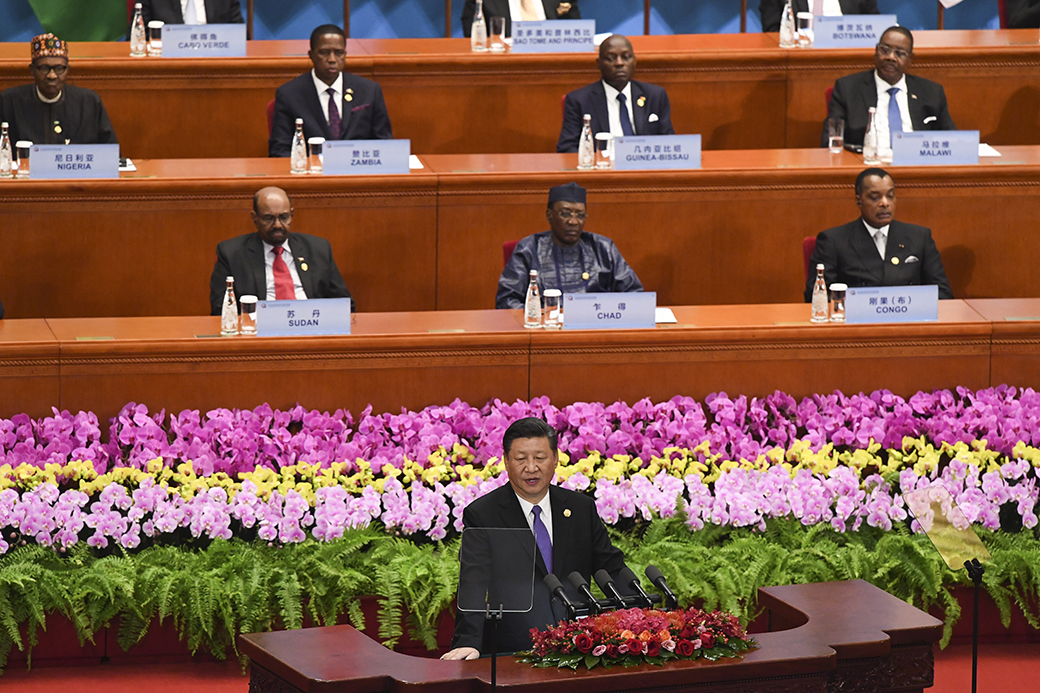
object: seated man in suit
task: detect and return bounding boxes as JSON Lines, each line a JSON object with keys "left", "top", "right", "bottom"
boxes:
{"left": 462, "top": 0, "right": 580, "bottom": 38}
{"left": 268, "top": 24, "right": 392, "bottom": 158}
{"left": 760, "top": 0, "right": 878, "bottom": 33}
{"left": 209, "top": 186, "right": 353, "bottom": 314}
{"left": 804, "top": 167, "right": 952, "bottom": 302}
{"left": 556, "top": 35, "right": 674, "bottom": 153}
{"left": 822, "top": 26, "right": 954, "bottom": 153}
{"left": 441, "top": 417, "right": 634, "bottom": 659}
{"left": 1007, "top": 0, "right": 1040, "bottom": 27}
{"left": 139, "top": 0, "right": 243, "bottom": 26}
{"left": 497, "top": 183, "right": 643, "bottom": 309}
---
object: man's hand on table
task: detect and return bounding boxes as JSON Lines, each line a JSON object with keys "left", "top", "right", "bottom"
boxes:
{"left": 441, "top": 647, "right": 480, "bottom": 660}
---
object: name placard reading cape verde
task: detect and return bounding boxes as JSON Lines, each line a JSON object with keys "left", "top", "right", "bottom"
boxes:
{"left": 563, "top": 292, "right": 656, "bottom": 330}
{"left": 31, "top": 144, "right": 119, "bottom": 179}
{"left": 813, "top": 15, "right": 897, "bottom": 49}
{"left": 324, "top": 140, "right": 410, "bottom": 175}
{"left": 614, "top": 135, "right": 701, "bottom": 171}
{"left": 256, "top": 298, "right": 351, "bottom": 337}
{"left": 845, "top": 286, "right": 938, "bottom": 324}
{"left": 511, "top": 20, "right": 595, "bottom": 53}
{"left": 162, "top": 24, "right": 246, "bottom": 58}
{"left": 892, "top": 131, "right": 979, "bottom": 166}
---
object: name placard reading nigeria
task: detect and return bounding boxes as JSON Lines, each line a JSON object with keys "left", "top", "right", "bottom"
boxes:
{"left": 845, "top": 286, "right": 938, "bottom": 325}
{"left": 813, "top": 15, "right": 897, "bottom": 49}
{"left": 563, "top": 292, "right": 656, "bottom": 330}
{"left": 613, "top": 135, "right": 701, "bottom": 171}
{"left": 892, "top": 131, "right": 979, "bottom": 166}
{"left": 31, "top": 144, "right": 119, "bottom": 179}
{"left": 162, "top": 24, "right": 246, "bottom": 58}
{"left": 256, "top": 298, "right": 351, "bottom": 337}
{"left": 324, "top": 140, "right": 410, "bottom": 175}
{"left": 511, "top": 20, "right": 595, "bottom": 53}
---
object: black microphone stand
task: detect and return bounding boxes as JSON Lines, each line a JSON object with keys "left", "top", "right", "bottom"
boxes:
{"left": 485, "top": 603, "right": 503, "bottom": 693}
{"left": 964, "top": 559, "right": 984, "bottom": 693}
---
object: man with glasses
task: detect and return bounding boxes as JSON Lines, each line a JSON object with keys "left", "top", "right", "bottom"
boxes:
{"left": 209, "top": 186, "right": 353, "bottom": 315}
{"left": 0, "top": 34, "right": 118, "bottom": 146}
{"left": 496, "top": 183, "right": 642, "bottom": 309}
{"left": 821, "top": 26, "right": 954, "bottom": 152}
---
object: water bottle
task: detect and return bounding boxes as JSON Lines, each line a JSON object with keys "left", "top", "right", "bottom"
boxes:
{"left": 290, "top": 119, "right": 308, "bottom": 174}
{"left": 471, "top": 0, "right": 488, "bottom": 52}
{"left": 863, "top": 107, "right": 880, "bottom": 165}
{"left": 524, "top": 270, "right": 542, "bottom": 329}
{"left": 130, "top": 3, "right": 147, "bottom": 57}
{"left": 0, "top": 123, "right": 12, "bottom": 178}
{"left": 810, "top": 264, "right": 829, "bottom": 323}
{"left": 778, "top": 1, "right": 796, "bottom": 48}
{"left": 221, "top": 276, "right": 239, "bottom": 336}
{"left": 578, "top": 114, "right": 595, "bottom": 170}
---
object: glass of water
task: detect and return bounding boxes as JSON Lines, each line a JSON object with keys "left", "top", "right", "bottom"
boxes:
{"left": 796, "top": 13, "right": 813, "bottom": 48}
{"left": 14, "top": 141, "right": 31, "bottom": 178}
{"left": 489, "top": 17, "right": 507, "bottom": 53}
{"left": 828, "top": 118, "right": 844, "bottom": 154}
{"left": 307, "top": 137, "right": 324, "bottom": 174}
{"left": 829, "top": 283, "right": 847, "bottom": 323}
{"left": 594, "top": 132, "right": 613, "bottom": 169}
{"left": 147, "top": 21, "right": 164, "bottom": 56}
{"left": 543, "top": 289, "right": 563, "bottom": 329}
{"left": 239, "top": 295, "right": 258, "bottom": 335}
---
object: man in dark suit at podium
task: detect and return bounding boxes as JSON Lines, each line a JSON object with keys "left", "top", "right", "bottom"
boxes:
{"left": 759, "top": 0, "right": 879, "bottom": 33}
{"left": 139, "top": 0, "right": 244, "bottom": 26}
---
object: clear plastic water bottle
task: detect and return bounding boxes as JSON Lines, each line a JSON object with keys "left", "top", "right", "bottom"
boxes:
{"left": 578, "top": 114, "right": 595, "bottom": 170}
{"left": 863, "top": 107, "right": 880, "bottom": 165}
{"left": 221, "top": 276, "right": 239, "bottom": 336}
{"left": 778, "top": 1, "right": 796, "bottom": 48}
{"left": 524, "top": 270, "right": 542, "bottom": 329}
{"left": 290, "top": 119, "right": 308, "bottom": 174}
{"left": 810, "top": 264, "right": 829, "bottom": 323}
{"left": 471, "top": 0, "right": 488, "bottom": 52}
{"left": 0, "top": 123, "right": 12, "bottom": 178}
{"left": 130, "top": 3, "right": 147, "bottom": 57}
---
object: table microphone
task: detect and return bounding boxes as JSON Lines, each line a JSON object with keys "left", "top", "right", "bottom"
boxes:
{"left": 543, "top": 573, "right": 579, "bottom": 618}
{"left": 567, "top": 571, "right": 603, "bottom": 613}
{"left": 594, "top": 569, "right": 627, "bottom": 609}
{"left": 620, "top": 566, "right": 656, "bottom": 607}
{"left": 645, "top": 564, "right": 679, "bottom": 609}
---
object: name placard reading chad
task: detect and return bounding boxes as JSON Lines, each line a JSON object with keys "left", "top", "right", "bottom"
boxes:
{"left": 511, "top": 20, "right": 595, "bottom": 53}
{"left": 324, "top": 140, "right": 410, "bottom": 175}
{"left": 162, "top": 24, "right": 246, "bottom": 58}
{"left": 31, "top": 144, "right": 119, "bottom": 179}
{"left": 845, "top": 285, "right": 938, "bottom": 324}
{"left": 892, "top": 131, "right": 979, "bottom": 166}
{"left": 563, "top": 292, "right": 656, "bottom": 330}
{"left": 614, "top": 135, "right": 701, "bottom": 171}
{"left": 256, "top": 298, "right": 351, "bottom": 337}
{"left": 813, "top": 15, "right": 897, "bottom": 49}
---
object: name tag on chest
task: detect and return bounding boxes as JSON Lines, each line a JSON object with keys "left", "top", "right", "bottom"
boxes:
{"left": 892, "top": 131, "right": 979, "bottom": 166}
{"left": 614, "top": 135, "right": 701, "bottom": 171}
{"left": 162, "top": 24, "right": 246, "bottom": 57}
{"left": 846, "top": 286, "right": 938, "bottom": 324}
{"left": 813, "top": 15, "right": 897, "bottom": 49}
{"left": 324, "top": 140, "right": 410, "bottom": 175}
{"left": 563, "top": 292, "right": 656, "bottom": 330}
{"left": 31, "top": 144, "right": 119, "bottom": 179}
{"left": 256, "top": 298, "right": 351, "bottom": 336}
{"left": 511, "top": 20, "right": 596, "bottom": 53}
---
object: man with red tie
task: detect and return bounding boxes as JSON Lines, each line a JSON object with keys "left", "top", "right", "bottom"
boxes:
{"left": 208, "top": 186, "right": 353, "bottom": 315}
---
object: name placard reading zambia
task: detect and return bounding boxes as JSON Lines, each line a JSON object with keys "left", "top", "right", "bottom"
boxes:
{"left": 324, "top": 139, "right": 410, "bottom": 175}
{"left": 845, "top": 286, "right": 938, "bottom": 325}
{"left": 563, "top": 292, "right": 656, "bottom": 330}
{"left": 256, "top": 298, "right": 351, "bottom": 337}
{"left": 31, "top": 144, "right": 119, "bottom": 179}
{"left": 162, "top": 24, "right": 246, "bottom": 58}
{"left": 813, "top": 15, "right": 897, "bottom": 49}
{"left": 511, "top": 20, "right": 595, "bottom": 53}
{"left": 892, "top": 131, "right": 979, "bottom": 166}
{"left": 613, "top": 135, "right": 701, "bottom": 171}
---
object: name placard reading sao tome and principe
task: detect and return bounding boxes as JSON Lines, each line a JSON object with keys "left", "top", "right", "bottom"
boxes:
{"left": 511, "top": 20, "right": 595, "bottom": 53}
{"left": 162, "top": 24, "right": 246, "bottom": 58}
{"left": 256, "top": 298, "right": 351, "bottom": 337}
{"left": 324, "top": 140, "right": 410, "bottom": 175}
{"left": 31, "top": 144, "right": 119, "bottom": 179}
{"left": 845, "top": 286, "right": 939, "bottom": 324}
{"left": 812, "top": 15, "right": 898, "bottom": 49}
{"left": 563, "top": 292, "right": 657, "bottom": 330}
{"left": 892, "top": 131, "right": 980, "bottom": 166}
{"left": 613, "top": 135, "right": 701, "bottom": 171}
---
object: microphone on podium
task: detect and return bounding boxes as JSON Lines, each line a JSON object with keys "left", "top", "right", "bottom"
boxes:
{"left": 619, "top": 566, "right": 657, "bottom": 608}
{"left": 645, "top": 564, "right": 679, "bottom": 609}
{"left": 594, "top": 569, "right": 628, "bottom": 610}
{"left": 543, "top": 573, "right": 579, "bottom": 618}
{"left": 567, "top": 571, "right": 603, "bottom": 614}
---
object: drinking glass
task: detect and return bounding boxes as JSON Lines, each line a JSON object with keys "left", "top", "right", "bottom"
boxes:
{"left": 147, "top": 21, "right": 164, "bottom": 56}
{"left": 239, "top": 295, "right": 258, "bottom": 335}
{"left": 14, "top": 141, "right": 31, "bottom": 178}
{"left": 307, "top": 137, "right": 324, "bottom": 174}
{"left": 796, "top": 13, "right": 813, "bottom": 48}
{"left": 828, "top": 118, "right": 844, "bottom": 154}
{"left": 829, "top": 283, "right": 847, "bottom": 323}
{"left": 543, "top": 289, "right": 563, "bottom": 329}
{"left": 594, "top": 132, "right": 613, "bottom": 169}
{"left": 489, "top": 17, "right": 507, "bottom": 53}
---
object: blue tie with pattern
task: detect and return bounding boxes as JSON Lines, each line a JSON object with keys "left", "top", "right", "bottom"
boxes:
{"left": 887, "top": 87, "right": 903, "bottom": 147}
{"left": 532, "top": 506, "right": 552, "bottom": 574}
{"left": 617, "top": 93, "right": 634, "bottom": 136}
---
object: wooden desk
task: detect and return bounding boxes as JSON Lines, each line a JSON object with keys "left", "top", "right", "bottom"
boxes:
{"left": 965, "top": 298, "right": 1040, "bottom": 391}
{"left": 0, "top": 319, "right": 59, "bottom": 418}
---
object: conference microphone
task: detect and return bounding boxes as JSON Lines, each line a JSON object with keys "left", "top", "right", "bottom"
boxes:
{"left": 567, "top": 571, "right": 603, "bottom": 613}
{"left": 594, "top": 569, "right": 628, "bottom": 610}
{"left": 544, "top": 573, "right": 579, "bottom": 618}
{"left": 620, "top": 566, "right": 657, "bottom": 608}
{"left": 645, "top": 565, "right": 679, "bottom": 609}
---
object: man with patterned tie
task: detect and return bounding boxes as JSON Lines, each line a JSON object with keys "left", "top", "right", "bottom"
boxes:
{"left": 556, "top": 35, "right": 675, "bottom": 153}
{"left": 441, "top": 417, "right": 634, "bottom": 659}
{"left": 462, "top": 0, "right": 580, "bottom": 38}
{"left": 208, "top": 186, "right": 353, "bottom": 315}
{"left": 759, "top": 0, "right": 878, "bottom": 33}
{"left": 268, "top": 24, "right": 392, "bottom": 158}
{"left": 822, "top": 26, "right": 955, "bottom": 152}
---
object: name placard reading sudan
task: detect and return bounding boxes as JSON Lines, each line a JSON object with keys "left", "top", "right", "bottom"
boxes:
{"left": 256, "top": 298, "right": 352, "bottom": 337}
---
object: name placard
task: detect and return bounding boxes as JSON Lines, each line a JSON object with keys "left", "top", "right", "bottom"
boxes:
{"left": 812, "top": 15, "right": 897, "bottom": 49}
{"left": 324, "top": 139, "right": 410, "bottom": 175}
{"left": 563, "top": 292, "right": 656, "bottom": 330}
{"left": 256, "top": 298, "right": 351, "bottom": 336}
{"left": 30, "top": 144, "right": 119, "bottom": 179}
{"left": 613, "top": 135, "right": 701, "bottom": 171}
{"left": 511, "top": 20, "right": 595, "bottom": 53}
{"left": 892, "top": 131, "right": 979, "bottom": 166}
{"left": 162, "top": 24, "right": 246, "bottom": 58}
{"left": 845, "top": 285, "right": 938, "bottom": 324}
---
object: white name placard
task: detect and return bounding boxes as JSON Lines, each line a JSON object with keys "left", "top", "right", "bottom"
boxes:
{"left": 892, "top": 131, "right": 979, "bottom": 166}
{"left": 511, "top": 20, "right": 595, "bottom": 53}
{"left": 812, "top": 15, "right": 898, "bottom": 49}
{"left": 563, "top": 292, "right": 656, "bottom": 330}
{"left": 845, "top": 285, "right": 938, "bottom": 324}
{"left": 162, "top": 24, "right": 246, "bottom": 58}
{"left": 30, "top": 144, "right": 119, "bottom": 179}
{"left": 613, "top": 135, "right": 701, "bottom": 171}
{"left": 256, "top": 298, "right": 351, "bottom": 336}
{"left": 324, "top": 139, "right": 410, "bottom": 175}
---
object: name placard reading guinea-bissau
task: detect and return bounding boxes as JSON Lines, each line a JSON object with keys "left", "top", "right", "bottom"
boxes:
{"left": 256, "top": 298, "right": 351, "bottom": 337}
{"left": 161, "top": 24, "right": 246, "bottom": 58}
{"left": 323, "top": 140, "right": 410, "bottom": 175}
{"left": 511, "top": 20, "right": 595, "bottom": 53}
{"left": 30, "top": 144, "right": 119, "bottom": 179}
{"left": 563, "top": 292, "right": 656, "bottom": 330}
{"left": 892, "top": 131, "right": 979, "bottom": 166}
{"left": 613, "top": 135, "right": 701, "bottom": 171}
{"left": 845, "top": 285, "right": 938, "bottom": 325}
{"left": 812, "top": 15, "right": 898, "bottom": 49}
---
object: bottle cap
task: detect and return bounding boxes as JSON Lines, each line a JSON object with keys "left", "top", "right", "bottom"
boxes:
{"left": 816, "top": 263, "right": 824, "bottom": 269}
{"left": 529, "top": 270, "right": 538, "bottom": 277}
{"left": 583, "top": 113, "right": 591, "bottom": 121}
{"left": 1, "top": 122, "right": 7, "bottom": 127}
{"left": 226, "top": 276, "right": 234, "bottom": 282}
{"left": 295, "top": 118, "right": 303, "bottom": 125}
{"left": 829, "top": 283, "right": 847, "bottom": 292}
{"left": 135, "top": 2, "right": 142, "bottom": 7}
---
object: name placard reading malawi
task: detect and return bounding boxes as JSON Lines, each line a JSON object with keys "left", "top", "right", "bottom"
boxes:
{"left": 256, "top": 298, "right": 351, "bottom": 337}
{"left": 563, "top": 292, "right": 656, "bottom": 330}
{"left": 30, "top": 144, "right": 119, "bottom": 179}
{"left": 162, "top": 24, "right": 246, "bottom": 58}
{"left": 892, "top": 131, "right": 979, "bottom": 166}
{"left": 812, "top": 15, "right": 897, "bottom": 49}
{"left": 614, "top": 135, "right": 701, "bottom": 171}
{"left": 324, "top": 139, "right": 410, "bottom": 175}
{"left": 845, "top": 285, "right": 938, "bottom": 325}
{"left": 511, "top": 20, "right": 595, "bottom": 53}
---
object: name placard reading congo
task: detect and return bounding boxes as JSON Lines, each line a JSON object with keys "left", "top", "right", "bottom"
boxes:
{"left": 563, "top": 292, "right": 656, "bottom": 330}
{"left": 511, "top": 20, "right": 595, "bottom": 53}
{"left": 324, "top": 139, "right": 410, "bottom": 175}
{"left": 613, "top": 135, "right": 701, "bottom": 171}
{"left": 813, "top": 15, "right": 897, "bottom": 49}
{"left": 31, "top": 144, "right": 119, "bottom": 179}
{"left": 845, "top": 286, "right": 938, "bottom": 324}
{"left": 256, "top": 298, "right": 351, "bottom": 337}
{"left": 162, "top": 24, "right": 246, "bottom": 58}
{"left": 892, "top": 131, "right": 979, "bottom": 166}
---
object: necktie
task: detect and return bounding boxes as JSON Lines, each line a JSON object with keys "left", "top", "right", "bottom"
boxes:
{"left": 272, "top": 246, "right": 295, "bottom": 300}
{"left": 887, "top": 87, "right": 903, "bottom": 148}
{"left": 873, "top": 229, "right": 887, "bottom": 260}
{"left": 519, "top": 0, "right": 539, "bottom": 20}
{"left": 183, "top": 0, "right": 199, "bottom": 24}
{"left": 617, "top": 93, "right": 634, "bottom": 136}
{"left": 532, "top": 506, "right": 552, "bottom": 574}
{"left": 326, "top": 88, "right": 342, "bottom": 139}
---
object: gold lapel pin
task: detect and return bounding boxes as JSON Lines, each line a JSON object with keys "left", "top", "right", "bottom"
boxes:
{"left": 563, "top": 509, "right": 571, "bottom": 517}
{"left": 301, "top": 263, "right": 309, "bottom": 271}
{"left": 582, "top": 272, "right": 590, "bottom": 280}
{"left": 891, "top": 257, "right": 900, "bottom": 265}
{"left": 345, "top": 94, "right": 353, "bottom": 102}
{"left": 637, "top": 96, "right": 646, "bottom": 107}
{"left": 54, "top": 125, "right": 62, "bottom": 133}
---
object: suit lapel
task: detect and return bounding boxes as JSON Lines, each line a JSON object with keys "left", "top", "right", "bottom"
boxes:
{"left": 287, "top": 235, "right": 315, "bottom": 298}
{"left": 304, "top": 77, "right": 332, "bottom": 139}
{"left": 496, "top": 487, "right": 544, "bottom": 575}
{"left": 338, "top": 76, "right": 354, "bottom": 140}
{"left": 883, "top": 221, "right": 908, "bottom": 282}
{"left": 630, "top": 82, "right": 649, "bottom": 136}
{"left": 549, "top": 486, "right": 575, "bottom": 581}
{"left": 589, "top": 82, "right": 610, "bottom": 136}
{"left": 858, "top": 70, "right": 878, "bottom": 113}
{"left": 849, "top": 220, "right": 885, "bottom": 283}
{"left": 904, "top": 75, "right": 925, "bottom": 129}
{"left": 245, "top": 234, "right": 267, "bottom": 299}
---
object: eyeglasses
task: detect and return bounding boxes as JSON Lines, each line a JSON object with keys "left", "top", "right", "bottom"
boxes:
{"left": 32, "top": 63, "right": 68, "bottom": 76}
{"left": 554, "top": 210, "right": 587, "bottom": 220}
{"left": 876, "top": 44, "right": 910, "bottom": 60}
{"left": 257, "top": 212, "right": 292, "bottom": 225}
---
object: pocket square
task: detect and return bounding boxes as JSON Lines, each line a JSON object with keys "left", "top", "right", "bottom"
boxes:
{"left": 648, "top": 113, "right": 659, "bottom": 123}
{"left": 351, "top": 103, "right": 371, "bottom": 113}
{"left": 923, "top": 116, "right": 937, "bottom": 124}
{"left": 905, "top": 255, "right": 920, "bottom": 264}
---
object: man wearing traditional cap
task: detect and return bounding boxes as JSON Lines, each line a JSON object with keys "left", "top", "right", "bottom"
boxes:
{"left": 496, "top": 183, "right": 642, "bottom": 309}
{"left": 0, "top": 34, "right": 118, "bottom": 146}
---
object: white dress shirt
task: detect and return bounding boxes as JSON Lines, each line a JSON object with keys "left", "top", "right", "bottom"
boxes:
{"left": 811, "top": 0, "right": 843, "bottom": 16}
{"left": 873, "top": 71, "right": 911, "bottom": 156}
{"left": 515, "top": 490, "right": 554, "bottom": 544}
{"left": 263, "top": 239, "right": 308, "bottom": 301}
{"left": 863, "top": 220, "right": 890, "bottom": 259}
{"left": 181, "top": 0, "right": 207, "bottom": 24}
{"left": 311, "top": 70, "right": 344, "bottom": 127}
{"left": 508, "top": 0, "right": 547, "bottom": 21}
{"left": 602, "top": 81, "right": 635, "bottom": 138}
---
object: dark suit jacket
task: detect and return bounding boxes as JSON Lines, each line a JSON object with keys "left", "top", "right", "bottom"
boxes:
{"left": 557, "top": 80, "right": 675, "bottom": 153}
{"left": 209, "top": 231, "right": 353, "bottom": 315}
{"left": 268, "top": 73, "right": 392, "bottom": 158}
{"left": 0, "top": 300, "right": 5, "bottom": 320}
{"left": 822, "top": 70, "right": 956, "bottom": 147}
{"left": 1007, "top": 0, "right": 1040, "bottom": 28}
{"left": 450, "top": 484, "right": 629, "bottom": 654}
{"left": 804, "top": 219, "right": 952, "bottom": 302}
{"left": 760, "top": 0, "right": 879, "bottom": 33}
{"left": 462, "top": 0, "right": 581, "bottom": 37}
{"left": 140, "top": 0, "right": 243, "bottom": 25}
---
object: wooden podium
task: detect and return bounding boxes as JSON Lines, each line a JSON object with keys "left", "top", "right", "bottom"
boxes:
{"left": 238, "top": 580, "right": 943, "bottom": 693}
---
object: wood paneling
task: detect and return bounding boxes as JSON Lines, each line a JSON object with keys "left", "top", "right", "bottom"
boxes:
{"left": 0, "top": 320, "right": 59, "bottom": 419}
